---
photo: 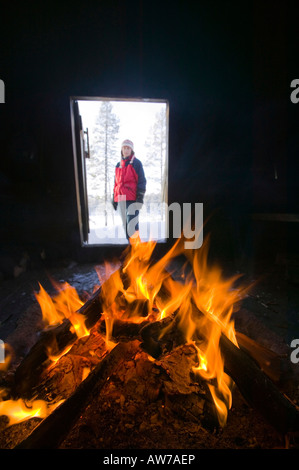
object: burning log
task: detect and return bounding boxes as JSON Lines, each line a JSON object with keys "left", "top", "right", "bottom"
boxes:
{"left": 12, "top": 261, "right": 171, "bottom": 397}
{"left": 138, "top": 314, "right": 299, "bottom": 437}
{"left": 12, "top": 285, "right": 104, "bottom": 398}
{"left": 12, "top": 320, "right": 77, "bottom": 398}
{"left": 15, "top": 341, "right": 134, "bottom": 449}
{"left": 14, "top": 339, "right": 219, "bottom": 449}
{"left": 235, "top": 331, "right": 297, "bottom": 393}
{"left": 4, "top": 310, "right": 299, "bottom": 448}
{"left": 3, "top": 237, "right": 299, "bottom": 449}
{"left": 32, "top": 329, "right": 109, "bottom": 403}
{"left": 98, "top": 317, "right": 149, "bottom": 341}
{"left": 219, "top": 334, "right": 299, "bottom": 436}
{"left": 25, "top": 300, "right": 299, "bottom": 437}
{"left": 11, "top": 237, "right": 180, "bottom": 397}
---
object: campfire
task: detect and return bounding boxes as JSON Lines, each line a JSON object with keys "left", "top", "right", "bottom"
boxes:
{"left": 1, "top": 235, "right": 299, "bottom": 449}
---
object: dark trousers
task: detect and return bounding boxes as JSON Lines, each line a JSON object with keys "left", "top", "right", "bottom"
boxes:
{"left": 119, "top": 200, "right": 141, "bottom": 240}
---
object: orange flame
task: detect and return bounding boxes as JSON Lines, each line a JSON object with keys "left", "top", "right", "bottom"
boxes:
{"left": 47, "top": 344, "right": 74, "bottom": 368}
{"left": 31, "top": 234, "right": 247, "bottom": 428}
{"left": 35, "top": 280, "right": 88, "bottom": 334}
{"left": 0, "top": 398, "right": 64, "bottom": 427}
{"left": 34, "top": 280, "right": 89, "bottom": 361}
{"left": 102, "top": 235, "right": 247, "bottom": 426}
{"left": 182, "top": 239, "right": 246, "bottom": 426}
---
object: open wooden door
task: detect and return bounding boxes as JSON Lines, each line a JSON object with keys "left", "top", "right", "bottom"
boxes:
{"left": 72, "top": 100, "right": 90, "bottom": 243}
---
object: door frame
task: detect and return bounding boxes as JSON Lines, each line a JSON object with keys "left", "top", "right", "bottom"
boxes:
{"left": 70, "top": 96, "right": 169, "bottom": 246}
{"left": 70, "top": 98, "right": 90, "bottom": 245}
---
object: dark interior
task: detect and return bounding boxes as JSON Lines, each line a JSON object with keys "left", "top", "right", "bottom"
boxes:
{"left": 0, "top": 0, "right": 299, "bottom": 452}
{"left": 0, "top": 2, "right": 298, "bottom": 269}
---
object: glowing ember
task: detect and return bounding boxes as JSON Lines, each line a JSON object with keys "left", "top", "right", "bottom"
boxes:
{"left": 47, "top": 344, "right": 74, "bottom": 367}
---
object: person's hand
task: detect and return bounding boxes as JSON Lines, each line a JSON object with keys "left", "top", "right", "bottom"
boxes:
{"left": 112, "top": 201, "right": 118, "bottom": 211}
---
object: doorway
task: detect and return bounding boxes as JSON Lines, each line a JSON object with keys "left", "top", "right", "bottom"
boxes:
{"left": 71, "top": 97, "right": 169, "bottom": 245}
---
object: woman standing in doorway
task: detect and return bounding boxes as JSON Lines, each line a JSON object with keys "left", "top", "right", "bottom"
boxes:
{"left": 113, "top": 139, "right": 146, "bottom": 242}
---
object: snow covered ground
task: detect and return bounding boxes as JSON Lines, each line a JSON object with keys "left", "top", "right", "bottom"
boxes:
{"left": 87, "top": 208, "right": 167, "bottom": 245}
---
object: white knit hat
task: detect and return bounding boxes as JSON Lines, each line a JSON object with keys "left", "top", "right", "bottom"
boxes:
{"left": 121, "top": 139, "right": 134, "bottom": 151}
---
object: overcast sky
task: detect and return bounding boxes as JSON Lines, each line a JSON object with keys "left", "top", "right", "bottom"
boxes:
{"left": 78, "top": 98, "right": 168, "bottom": 161}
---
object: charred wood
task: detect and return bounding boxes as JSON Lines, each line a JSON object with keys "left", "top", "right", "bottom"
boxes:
{"left": 77, "top": 285, "right": 103, "bottom": 329}
{"left": 15, "top": 341, "right": 218, "bottom": 449}
{"left": 33, "top": 329, "right": 108, "bottom": 403}
{"left": 9, "top": 257, "right": 299, "bottom": 440}
{"left": 12, "top": 320, "right": 76, "bottom": 398}
{"left": 12, "top": 284, "right": 104, "bottom": 398}
{"left": 11, "top": 269, "right": 170, "bottom": 398}
{"left": 219, "top": 334, "right": 299, "bottom": 436}
{"left": 97, "top": 318, "right": 149, "bottom": 341}
{"left": 15, "top": 341, "right": 133, "bottom": 449}
{"left": 235, "top": 331, "right": 297, "bottom": 394}
{"left": 139, "top": 312, "right": 299, "bottom": 436}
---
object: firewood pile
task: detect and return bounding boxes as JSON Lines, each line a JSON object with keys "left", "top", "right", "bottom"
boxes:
{"left": 1, "top": 237, "right": 299, "bottom": 449}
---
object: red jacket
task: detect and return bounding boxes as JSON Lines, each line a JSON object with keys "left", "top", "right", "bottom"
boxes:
{"left": 113, "top": 155, "right": 146, "bottom": 202}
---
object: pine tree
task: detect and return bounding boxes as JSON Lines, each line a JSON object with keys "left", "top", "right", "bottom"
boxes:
{"left": 87, "top": 101, "right": 120, "bottom": 225}
{"left": 145, "top": 107, "right": 167, "bottom": 198}
{"left": 153, "top": 107, "right": 167, "bottom": 191}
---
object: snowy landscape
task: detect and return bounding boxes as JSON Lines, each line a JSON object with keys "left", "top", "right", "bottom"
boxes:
{"left": 78, "top": 99, "right": 169, "bottom": 245}
{"left": 88, "top": 203, "right": 167, "bottom": 245}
